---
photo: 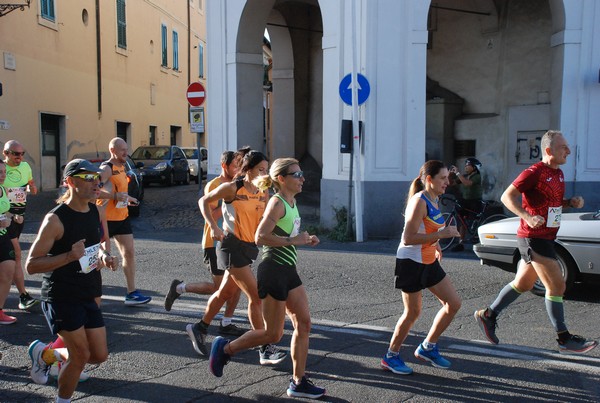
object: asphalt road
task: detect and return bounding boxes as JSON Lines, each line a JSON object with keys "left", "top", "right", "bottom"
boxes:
{"left": 1, "top": 184, "right": 600, "bottom": 402}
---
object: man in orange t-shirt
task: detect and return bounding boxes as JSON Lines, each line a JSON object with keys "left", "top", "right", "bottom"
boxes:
{"left": 98, "top": 138, "right": 151, "bottom": 305}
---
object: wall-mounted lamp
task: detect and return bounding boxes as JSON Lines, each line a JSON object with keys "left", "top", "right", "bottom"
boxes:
{"left": 0, "top": 0, "right": 30, "bottom": 17}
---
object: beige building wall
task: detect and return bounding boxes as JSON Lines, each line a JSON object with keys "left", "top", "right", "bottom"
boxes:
{"left": 0, "top": 0, "right": 207, "bottom": 189}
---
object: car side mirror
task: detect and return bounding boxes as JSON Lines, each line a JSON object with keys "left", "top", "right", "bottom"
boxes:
{"left": 136, "top": 162, "right": 144, "bottom": 168}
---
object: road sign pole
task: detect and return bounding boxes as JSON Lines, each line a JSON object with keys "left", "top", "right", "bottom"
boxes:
{"left": 351, "top": 0, "right": 363, "bottom": 242}
{"left": 346, "top": 131, "right": 354, "bottom": 239}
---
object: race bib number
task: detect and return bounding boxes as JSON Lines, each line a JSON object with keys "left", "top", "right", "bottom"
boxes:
{"left": 291, "top": 217, "right": 301, "bottom": 237}
{"left": 116, "top": 200, "right": 128, "bottom": 209}
{"left": 79, "top": 243, "right": 101, "bottom": 274}
{"left": 547, "top": 206, "right": 562, "bottom": 228}
{"left": 7, "top": 187, "right": 27, "bottom": 204}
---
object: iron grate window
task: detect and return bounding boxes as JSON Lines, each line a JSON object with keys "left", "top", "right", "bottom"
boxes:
{"left": 117, "top": 0, "right": 127, "bottom": 49}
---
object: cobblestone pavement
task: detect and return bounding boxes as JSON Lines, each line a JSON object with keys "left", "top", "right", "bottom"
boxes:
{"left": 142, "top": 183, "right": 205, "bottom": 230}
{"left": 26, "top": 181, "right": 319, "bottom": 232}
{"left": 140, "top": 182, "right": 321, "bottom": 231}
{"left": 24, "top": 182, "right": 401, "bottom": 254}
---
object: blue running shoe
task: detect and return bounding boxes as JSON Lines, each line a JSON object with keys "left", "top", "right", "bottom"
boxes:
{"left": 414, "top": 343, "right": 451, "bottom": 369}
{"left": 380, "top": 354, "right": 413, "bottom": 375}
{"left": 286, "top": 376, "right": 325, "bottom": 399}
{"left": 209, "top": 336, "right": 230, "bottom": 377}
{"left": 125, "top": 290, "right": 152, "bottom": 305}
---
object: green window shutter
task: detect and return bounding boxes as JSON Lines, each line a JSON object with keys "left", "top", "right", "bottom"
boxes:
{"left": 116, "top": 0, "right": 127, "bottom": 49}
{"left": 173, "top": 31, "right": 179, "bottom": 70}
{"left": 161, "top": 24, "right": 168, "bottom": 66}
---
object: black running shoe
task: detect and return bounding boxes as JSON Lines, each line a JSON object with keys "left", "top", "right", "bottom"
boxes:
{"left": 558, "top": 334, "right": 598, "bottom": 355}
{"left": 218, "top": 324, "right": 247, "bottom": 337}
{"left": 19, "top": 292, "right": 39, "bottom": 310}
{"left": 164, "top": 279, "right": 183, "bottom": 311}
{"left": 474, "top": 308, "right": 499, "bottom": 344}
{"left": 186, "top": 322, "right": 208, "bottom": 356}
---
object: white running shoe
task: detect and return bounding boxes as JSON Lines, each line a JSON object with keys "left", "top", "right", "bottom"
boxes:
{"left": 259, "top": 344, "right": 287, "bottom": 365}
{"left": 28, "top": 340, "right": 50, "bottom": 385}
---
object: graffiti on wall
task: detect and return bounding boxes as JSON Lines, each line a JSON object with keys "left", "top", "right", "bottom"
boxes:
{"left": 516, "top": 130, "right": 545, "bottom": 164}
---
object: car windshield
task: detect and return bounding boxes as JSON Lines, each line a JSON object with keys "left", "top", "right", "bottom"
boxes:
{"left": 132, "top": 147, "right": 171, "bottom": 160}
{"left": 183, "top": 148, "right": 199, "bottom": 159}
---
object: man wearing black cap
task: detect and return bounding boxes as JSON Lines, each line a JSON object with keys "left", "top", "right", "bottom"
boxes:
{"left": 25, "top": 159, "right": 117, "bottom": 401}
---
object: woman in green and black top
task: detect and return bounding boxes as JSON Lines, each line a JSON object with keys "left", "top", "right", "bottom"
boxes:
{"left": 207, "top": 158, "right": 325, "bottom": 399}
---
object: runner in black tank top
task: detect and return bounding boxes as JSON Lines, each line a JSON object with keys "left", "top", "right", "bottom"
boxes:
{"left": 25, "top": 159, "right": 116, "bottom": 400}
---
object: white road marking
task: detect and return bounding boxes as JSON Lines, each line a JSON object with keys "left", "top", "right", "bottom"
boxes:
{"left": 449, "top": 342, "right": 600, "bottom": 372}
{"left": 21, "top": 289, "right": 600, "bottom": 371}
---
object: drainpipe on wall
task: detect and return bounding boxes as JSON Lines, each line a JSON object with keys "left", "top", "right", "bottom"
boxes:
{"left": 188, "top": 1, "right": 191, "bottom": 127}
{"left": 95, "top": 0, "right": 102, "bottom": 115}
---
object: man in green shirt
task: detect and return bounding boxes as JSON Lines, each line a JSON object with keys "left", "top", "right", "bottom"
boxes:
{"left": 450, "top": 157, "right": 483, "bottom": 251}
{"left": 3, "top": 140, "right": 38, "bottom": 309}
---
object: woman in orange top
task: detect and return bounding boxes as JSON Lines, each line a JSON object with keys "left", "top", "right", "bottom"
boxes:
{"left": 381, "top": 160, "right": 461, "bottom": 375}
{"left": 187, "top": 149, "right": 286, "bottom": 365}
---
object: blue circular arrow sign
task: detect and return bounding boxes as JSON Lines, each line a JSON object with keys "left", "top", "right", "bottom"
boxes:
{"left": 339, "top": 73, "right": 371, "bottom": 106}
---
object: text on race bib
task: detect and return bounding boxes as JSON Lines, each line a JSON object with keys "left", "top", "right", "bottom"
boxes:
{"left": 79, "top": 243, "right": 101, "bottom": 274}
{"left": 547, "top": 206, "right": 562, "bottom": 228}
{"left": 7, "top": 187, "right": 27, "bottom": 204}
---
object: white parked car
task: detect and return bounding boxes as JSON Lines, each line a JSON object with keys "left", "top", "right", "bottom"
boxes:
{"left": 473, "top": 211, "right": 600, "bottom": 295}
{"left": 181, "top": 147, "right": 208, "bottom": 184}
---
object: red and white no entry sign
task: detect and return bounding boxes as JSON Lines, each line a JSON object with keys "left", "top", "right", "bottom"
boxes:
{"left": 186, "top": 82, "right": 206, "bottom": 107}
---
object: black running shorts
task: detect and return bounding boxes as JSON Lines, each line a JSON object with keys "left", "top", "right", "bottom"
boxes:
{"left": 394, "top": 258, "right": 446, "bottom": 293}
{"left": 203, "top": 247, "right": 224, "bottom": 276}
{"left": 107, "top": 217, "right": 133, "bottom": 237}
{"left": 217, "top": 233, "right": 258, "bottom": 270}
{"left": 257, "top": 259, "right": 302, "bottom": 301}
{"left": 41, "top": 300, "right": 105, "bottom": 334}
{"left": 0, "top": 235, "right": 15, "bottom": 263}
{"left": 8, "top": 220, "right": 24, "bottom": 239}
{"left": 517, "top": 237, "right": 556, "bottom": 262}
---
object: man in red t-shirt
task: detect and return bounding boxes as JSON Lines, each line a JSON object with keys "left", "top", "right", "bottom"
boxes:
{"left": 474, "top": 130, "right": 597, "bottom": 355}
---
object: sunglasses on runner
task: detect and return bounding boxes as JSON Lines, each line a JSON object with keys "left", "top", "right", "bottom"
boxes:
{"left": 7, "top": 151, "right": 25, "bottom": 157}
{"left": 284, "top": 171, "right": 304, "bottom": 178}
{"left": 72, "top": 173, "right": 101, "bottom": 182}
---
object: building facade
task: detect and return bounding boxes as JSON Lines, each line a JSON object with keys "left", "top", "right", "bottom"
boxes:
{"left": 205, "top": 0, "right": 600, "bottom": 239}
{"left": 0, "top": 0, "right": 207, "bottom": 189}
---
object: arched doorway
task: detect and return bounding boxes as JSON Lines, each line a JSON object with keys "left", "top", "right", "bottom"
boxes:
{"left": 236, "top": 0, "right": 323, "bottom": 190}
